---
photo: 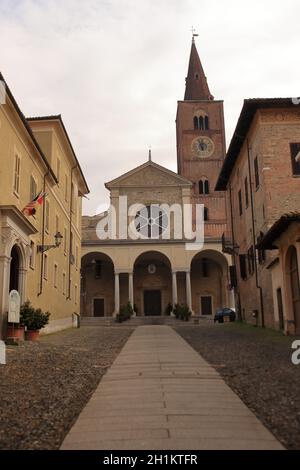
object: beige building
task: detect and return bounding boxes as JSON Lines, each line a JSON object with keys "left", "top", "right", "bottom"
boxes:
{"left": 0, "top": 73, "right": 89, "bottom": 337}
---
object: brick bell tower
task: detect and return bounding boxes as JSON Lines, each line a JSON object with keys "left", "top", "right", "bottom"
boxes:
{"left": 176, "top": 36, "right": 227, "bottom": 240}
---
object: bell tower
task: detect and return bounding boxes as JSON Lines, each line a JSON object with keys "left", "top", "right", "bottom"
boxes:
{"left": 176, "top": 36, "right": 227, "bottom": 240}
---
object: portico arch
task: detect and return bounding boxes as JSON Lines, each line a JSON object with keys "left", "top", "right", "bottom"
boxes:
{"left": 81, "top": 251, "right": 115, "bottom": 317}
{"left": 133, "top": 251, "right": 172, "bottom": 316}
{"left": 190, "top": 249, "right": 230, "bottom": 315}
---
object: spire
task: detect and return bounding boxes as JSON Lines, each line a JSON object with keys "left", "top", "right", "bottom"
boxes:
{"left": 184, "top": 37, "right": 213, "bottom": 101}
{"left": 148, "top": 146, "right": 152, "bottom": 161}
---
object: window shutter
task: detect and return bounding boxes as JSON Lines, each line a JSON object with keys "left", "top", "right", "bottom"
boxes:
{"left": 239, "top": 254, "right": 247, "bottom": 280}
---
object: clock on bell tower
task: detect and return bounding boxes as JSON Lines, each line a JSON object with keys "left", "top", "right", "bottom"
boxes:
{"left": 175, "top": 36, "right": 227, "bottom": 240}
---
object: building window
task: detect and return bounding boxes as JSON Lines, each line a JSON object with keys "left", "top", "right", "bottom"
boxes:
{"left": 62, "top": 272, "right": 66, "bottom": 295}
{"left": 244, "top": 177, "right": 249, "bottom": 208}
{"left": 64, "top": 174, "right": 68, "bottom": 201}
{"left": 71, "top": 182, "right": 75, "bottom": 212}
{"left": 13, "top": 154, "right": 21, "bottom": 194}
{"left": 199, "top": 179, "right": 209, "bottom": 195}
{"left": 193, "top": 114, "right": 209, "bottom": 130}
{"left": 239, "top": 254, "right": 247, "bottom": 280}
{"left": 30, "top": 175, "right": 37, "bottom": 201}
{"left": 254, "top": 156, "right": 260, "bottom": 189}
{"left": 64, "top": 227, "right": 67, "bottom": 255}
{"left": 45, "top": 200, "right": 50, "bottom": 232}
{"left": 43, "top": 254, "right": 48, "bottom": 280}
{"left": 55, "top": 214, "right": 59, "bottom": 234}
{"left": 54, "top": 263, "right": 58, "bottom": 288}
{"left": 69, "top": 278, "right": 72, "bottom": 300}
{"left": 204, "top": 207, "right": 208, "bottom": 221}
{"left": 56, "top": 157, "right": 60, "bottom": 183}
{"left": 29, "top": 241, "right": 35, "bottom": 269}
{"left": 238, "top": 190, "right": 243, "bottom": 215}
{"left": 290, "top": 143, "right": 300, "bottom": 176}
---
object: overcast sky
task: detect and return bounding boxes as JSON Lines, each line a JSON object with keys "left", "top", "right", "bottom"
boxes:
{"left": 1, "top": 0, "right": 299, "bottom": 215}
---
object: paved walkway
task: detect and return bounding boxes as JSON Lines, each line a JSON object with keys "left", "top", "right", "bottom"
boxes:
{"left": 61, "top": 326, "right": 284, "bottom": 450}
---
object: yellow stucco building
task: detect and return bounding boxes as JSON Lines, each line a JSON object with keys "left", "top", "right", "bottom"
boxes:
{"left": 0, "top": 73, "right": 89, "bottom": 337}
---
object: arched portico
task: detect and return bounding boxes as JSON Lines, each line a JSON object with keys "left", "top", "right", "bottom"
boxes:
{"left": 81, "top": 252, "right": 115, "bottom": 317}
{"left": 190, "top": 249, "right": 231, "bottom": 316}
{"left": 133, "top": 251, "right": 172, "bottom": 316}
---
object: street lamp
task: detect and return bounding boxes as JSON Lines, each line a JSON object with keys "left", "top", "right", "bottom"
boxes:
{"left": 37, "top": 231, "right": 63, "bottom": 253}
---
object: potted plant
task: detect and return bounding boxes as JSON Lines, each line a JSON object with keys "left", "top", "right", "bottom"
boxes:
{"left": 6, "top": 322, "right": 25, "bottom": 341}
{"left": 173, "top": 303, "right": 192, "bottom": 321}
{"left": 116, "top": 301, "right": 134, "bottom": 323}
{"left": 20, "top": 301, "right": 50, "bottom": 341}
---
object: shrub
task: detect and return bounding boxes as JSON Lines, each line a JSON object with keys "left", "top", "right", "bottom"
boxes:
{"left": 116, "top": 301, "right": 134, "bottom": 323}
{"left": 173, "top": 303, "right": 192, "bottom": 321}
{"left": 20, "top": 301, "right": 50, "bottom": 331}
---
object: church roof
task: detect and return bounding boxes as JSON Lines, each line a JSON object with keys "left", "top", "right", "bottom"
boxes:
{"left": 184, "top": 39, "right": 213, "bottom": 101}
{"left": 105, "top": 160, "right": 193, "bottom": 189}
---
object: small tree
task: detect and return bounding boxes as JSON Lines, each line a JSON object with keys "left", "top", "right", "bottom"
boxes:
{"left": 20, "top": 301, "right": 50, "bottom": 331}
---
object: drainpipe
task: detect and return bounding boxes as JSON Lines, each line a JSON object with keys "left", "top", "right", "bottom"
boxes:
{"left": 67, "top": 166, "right": 77, "bottom": 300}
{"left": 246, "top": 139, "right": 265, "bottom": 328}
{"left": 38, "top": 170, "right": 49, "bottom": 296}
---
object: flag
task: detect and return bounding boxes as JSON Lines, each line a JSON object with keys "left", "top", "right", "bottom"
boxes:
{"left": 22, "top": 191, "right": 46, "bottom": 216}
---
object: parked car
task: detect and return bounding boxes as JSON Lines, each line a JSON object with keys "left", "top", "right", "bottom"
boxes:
{"left": 214, "top": 307, "right": 236, "bottom": 323}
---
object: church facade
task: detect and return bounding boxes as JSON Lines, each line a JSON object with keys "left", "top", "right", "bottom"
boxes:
{"left": 81, "top": 39, "right": 233, "bottom": 318}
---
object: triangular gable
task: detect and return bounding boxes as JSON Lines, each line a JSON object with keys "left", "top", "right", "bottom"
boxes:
{"left": 105, "top": 161, "right": 192, "bottom": 189}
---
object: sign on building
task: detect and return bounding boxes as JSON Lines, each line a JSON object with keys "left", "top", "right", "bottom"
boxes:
{"left": 8, "top": 290, "right": 20, "bottom": 324}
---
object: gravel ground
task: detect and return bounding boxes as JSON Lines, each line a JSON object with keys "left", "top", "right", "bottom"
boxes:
{"left": 0, "top": 326, "right": 133, "bottom": 450}
{"left": 174, "top": 322, "right": 300, "bottom": 450}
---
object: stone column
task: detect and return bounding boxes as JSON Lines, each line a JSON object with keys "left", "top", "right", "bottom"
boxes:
{"left": 172, "top": 271, "right": 178, "bottom": 308}
{"left": 114, "top": 272, "right": 120, "bottom": 317}
{"left": 185, "top": 270, "right": 193, "bottom": 313}
{"left": 128, "top": 272, "right": 135, "bottom": 316}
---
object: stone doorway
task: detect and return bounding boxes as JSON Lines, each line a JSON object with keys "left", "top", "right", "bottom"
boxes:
{"left": 144, "top": 290, "right": 161, "bottom": 316}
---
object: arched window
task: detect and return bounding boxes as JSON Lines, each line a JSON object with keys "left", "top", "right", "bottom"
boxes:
{"left": 204, "top": 180, "right": 209, "bottom": 194}
{"left": 199, "top": 178, "right": 209, "bottom": 195}
{"left": 135, "top": 205, "right": 168, "bottom": 238}
{"left": 199, "top": 180, "right": 204, "bottom": 194}
{"left": 193, "top": 111, "right": 209, "bottom": 131}
{"left": 204, "top": 207, "right": 208, "bottom": 221}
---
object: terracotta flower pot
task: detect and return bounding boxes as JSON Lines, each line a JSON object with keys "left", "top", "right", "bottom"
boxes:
{"left": 25, "top": 330, "right": 40, "bottom": 341}
{"left": 6, "top": 325, "right": 25, "bottom": 341}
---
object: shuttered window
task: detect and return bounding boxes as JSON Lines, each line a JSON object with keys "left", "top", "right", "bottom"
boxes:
{"left": 290, "top": 143, "right": 300, "bottom": 176}
{"left": 239, "top": 254, "right": 247, "bottom": 280}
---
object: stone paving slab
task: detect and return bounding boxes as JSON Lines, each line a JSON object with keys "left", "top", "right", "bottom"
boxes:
{"left": 61, "top": 326, "right": 284, "bottom": 450}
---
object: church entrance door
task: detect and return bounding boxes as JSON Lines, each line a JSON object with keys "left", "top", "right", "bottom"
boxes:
{"left": 144, "top": 290, "right": 161, "bottom": 316}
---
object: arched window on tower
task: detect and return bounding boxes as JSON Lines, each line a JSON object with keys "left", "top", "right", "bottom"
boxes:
{"left": 204, "top": 180, "right": 209, "bottom": 194}
{"left": 193, "top": 111, "right": 209, "bottom": 131}
{"left": 199, "top": 177, "right": 209, "bottom": 195}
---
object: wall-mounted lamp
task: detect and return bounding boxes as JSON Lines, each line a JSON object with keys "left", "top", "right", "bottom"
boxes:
{"left": 37, "top": 231, "right": 63, "bottom": 253}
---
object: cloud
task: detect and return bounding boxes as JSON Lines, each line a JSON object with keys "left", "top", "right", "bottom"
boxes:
{"left": 1, "top": 0, "right": 299, "bottom": 214}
